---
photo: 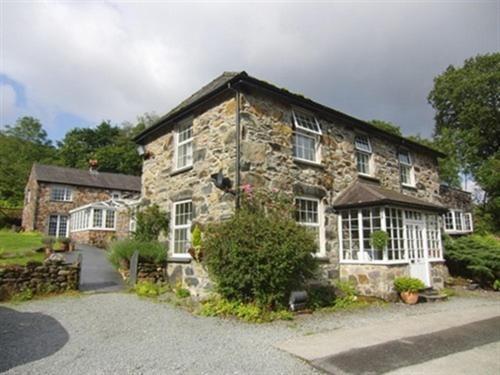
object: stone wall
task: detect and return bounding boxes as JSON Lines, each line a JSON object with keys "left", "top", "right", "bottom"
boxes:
{"left": 0, "top": 258, "right": 81, "bottom": 301}
{"left": 430, "top": 261, "right": 448, "bottom": 289}
{"left": 439, "top": 185, "right": 473, "bottom": 211}
{"left": 166, "top": 262, "right": 211, "bottom": 299}
{"left": 21, "top": 169, "right": 39, "bottom": 231}
{"left": 137, "top": 262, "right": 167, "bottom": 283}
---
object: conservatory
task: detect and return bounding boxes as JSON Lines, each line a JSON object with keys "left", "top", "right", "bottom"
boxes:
{"left": 333, "top": 181, "right": 448, "bottom": 298}
{"left": 69, "top": 199, "right": 139, "bottom": 247}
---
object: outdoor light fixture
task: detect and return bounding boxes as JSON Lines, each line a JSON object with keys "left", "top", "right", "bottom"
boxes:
{"left": 211, "top": 170, "right": 233, "bottom": 193}
{"left": 136, "top": 145, "right": 145, "bottom": 156}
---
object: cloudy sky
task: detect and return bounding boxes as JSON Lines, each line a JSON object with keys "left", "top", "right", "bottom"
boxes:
{"left": 1, "top": 0, "right": 498, "bottom": 141}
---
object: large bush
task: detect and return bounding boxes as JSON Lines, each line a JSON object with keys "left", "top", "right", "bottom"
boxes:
{"left": 204, "top": 190, "right": 318, "bottom": 309}
{"left": 108, "top": 239, "right": 166, "bottom": 267}
{"left": 134, "top": 204, "right": 169, "bottom": 242}
{"left": 444, "top": 234, "right": 500, "bottom": 287}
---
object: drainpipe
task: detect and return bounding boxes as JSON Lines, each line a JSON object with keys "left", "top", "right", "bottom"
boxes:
{"left": 228, "top": 83, "right": 242, "bottom": 210}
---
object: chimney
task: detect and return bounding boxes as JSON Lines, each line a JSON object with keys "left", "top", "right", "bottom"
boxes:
{"left": 89, "top": 159, "right": 99, "bottom": 175}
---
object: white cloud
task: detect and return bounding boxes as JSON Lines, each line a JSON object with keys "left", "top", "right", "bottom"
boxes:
{"left": 0, "top": 83, "right": 17, "bottom": 122}
{"left": 2, "top": 1, "right": 497, "bottom": 136}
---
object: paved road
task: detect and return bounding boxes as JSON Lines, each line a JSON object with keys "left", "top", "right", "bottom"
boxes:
{"left": 277, "top": 304, "right": 500, "bottom": 375}
{"left": 66, "top": 244, "right": 124, "bottom": 292}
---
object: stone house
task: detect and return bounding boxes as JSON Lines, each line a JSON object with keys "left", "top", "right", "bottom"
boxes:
{"left": 135, "top": 71, "right": 472, "bottom": 299}
{"left": 22, "top": 164, "right": 141, "bottom": 245}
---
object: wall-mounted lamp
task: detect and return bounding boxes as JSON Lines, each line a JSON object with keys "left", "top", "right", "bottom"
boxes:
{"left": 137, "top": 145, "right": 145, "bottom": 156}
{"left": 211, "top": 170, "right": 234, "bottom": 194}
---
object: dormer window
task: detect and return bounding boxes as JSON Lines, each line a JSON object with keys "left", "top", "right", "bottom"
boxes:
{"left": 174, "top": 119, "right": 193, "bottom": 171}
{"left": 399, "top": 149, "right": 415, "bottom": 186}
{"left": 292, "top": 109, "right": 321, "bottom": 163}
{"left": 355, "top": 135, "right": 372, "bottom": 175}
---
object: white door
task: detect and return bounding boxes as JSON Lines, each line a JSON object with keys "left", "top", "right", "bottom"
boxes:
{"left": 406, "top": 222, "right": 431, "bottom": 286}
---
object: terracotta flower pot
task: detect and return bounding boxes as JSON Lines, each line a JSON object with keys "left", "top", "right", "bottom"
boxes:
{"left": 400, "top": 291, "right": 419, "bottom": 305}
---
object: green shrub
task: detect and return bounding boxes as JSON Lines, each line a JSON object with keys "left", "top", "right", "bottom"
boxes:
{"left": 307, "top": 284, "right": 336, "bottom": 308}
{"left": 134, "top": 281, "right": 168, "bottom": 298}
{"left": 199, "top": 297, "right": 293, "bottom": 323}
{"left": 108, "top": 239, "right": 166, "bottom": 268}
{"left": 134, "top": 204, "right": 169, "bottom": 242}
{"left": 493, "top": 280, "right": 500, "bottom": 291}
{"left": 332, "top": 280, "right": 359, "bottom": 308}
{"left": 370, "top": 230, "right": 389, "bottom": 251}
{"left": 204, "top": 195, "right": 318, "bottom": 309}
{"left": 11, "top": 288, "right": 33, "bottom": 302}
{"left": 444, "top": 234, "right": 500, "bottom": 287}
{"left": 175, "top": 287, "right": 191, "bottom": 299}
{"left": 394, "top": 277, "right": 425, "bottom": 293}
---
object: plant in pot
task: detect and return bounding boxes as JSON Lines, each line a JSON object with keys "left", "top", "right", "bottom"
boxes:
{"left": 188, "top": 225, "right": 203, "bottom": 262}
{"left": 394, "top": 277, "right": 425, "bottom": 304}
{"left": 370, "top": 230, "right": 389, "bottom": 260}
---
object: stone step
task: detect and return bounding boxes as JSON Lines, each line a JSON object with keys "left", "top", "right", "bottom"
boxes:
{"left": 418, "top": 293, "right": 448, "bottom": 302}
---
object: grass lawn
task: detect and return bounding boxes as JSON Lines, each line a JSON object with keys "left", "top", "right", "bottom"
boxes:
{"left": 0, "top": 230, "right": 45, "bottom": 266}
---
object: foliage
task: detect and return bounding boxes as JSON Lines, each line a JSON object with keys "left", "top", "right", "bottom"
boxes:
{"left": 393, "top": 277, "right": 425, "bottom": 293}
{"left": 10, "top": 288, "right": 34, "bottom": 303}
{"left": 0, "top": 230, "right": 44, "bottom": 266}
{"left": 2, "top": 117, "right": 52, "bottom": 146}
{"left": 134, "top": 281, "right": 168, "bottom": 298}
{"left": 493, "top": 280, "right": 500, "bottom": 291}
{"left": 370, "top": 119, "right": 402, "bottom": 136}
{"left": 175, "top": 287, "right": 191, "bottom": 299}
{"left": 42, "top": 236, "right": 55, "bottom": 247}
{"left": 134, "top": 204, "right": 169, "bottom": 242}
{"left": 204, "top": 188, "right": 318, "bottom": 309}
{"left": 332, "top": 280, "right": 359, "bottom": 308}
{"left": 444, "top": 234, "right": 500, "bottom": 287}
{"left": 475, "top": 153, "right": 500, "bottom": 231}
{"left": 199, "top": 296, "right": 294, "bottom": 323}
{"left": 307, "top": 284, "right": 337, "bottom": 309}
{"left": 370, "top": 230, "right": 389, "bottom": 251}
{"left": 108, "top": 239, "right": 167, "bottom": 268}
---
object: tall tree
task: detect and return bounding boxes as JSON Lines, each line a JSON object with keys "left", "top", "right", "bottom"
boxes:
{"left": 428, "top": 53, "right": 500, "bottom": 231}
{"left": 2, "top": 116, "right": 52, "bottom": 146}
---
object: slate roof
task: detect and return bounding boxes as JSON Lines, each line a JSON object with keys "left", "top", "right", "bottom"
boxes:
{"left": 134, "top": 71, "right": 445, "bottom": 158}
{"left": 32, "top": 164, "right": 141, "bottom": 192}
{"left": 333, "top": 179, "right": 446, "bottom": 212}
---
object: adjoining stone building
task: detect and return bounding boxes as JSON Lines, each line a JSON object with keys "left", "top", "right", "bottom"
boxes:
{"left": 135, "top": 71, "right": 473, "bottom": 299}
{"left": 22, "top": 164, "right": 141, "bottom": 243}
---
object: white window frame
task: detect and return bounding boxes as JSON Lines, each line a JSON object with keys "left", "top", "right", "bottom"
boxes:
{"left": 111, "top": 191, "right": 121, "bottom": 200}
{"left": 174, "top": 118, "right": 194, "bottom": 171}
{"left": 399, "top": 149, "right": 415, "bottom": 187}
{"left": 171, "top": 199, "right": 193, "bottom": 258}
{"left": 51, "top": 185, "right": 73, "bottom": 202}
{"left": 443, "top": 209, "right": 473, "bottom": 234}
{"left": 292, "top": 109, "right": 322, "bottom": 164}
{"left": 354, "top": 135, "right": 373, "bottom": 176}
{"left": 48, "top": 214, "right": 69, "bottom": 237}
{"left": 295, "top": 197, "right": 326, "bottom": 257}
{"left": 339, "top": 206, "right": 444, "bottom": 265}
{"left": 69, "top": 206, "right": 116, "bottom": 232}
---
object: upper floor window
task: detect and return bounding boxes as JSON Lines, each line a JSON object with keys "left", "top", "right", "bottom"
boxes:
{"left": 175, "top": 119, "right": 193, "bottom": 170}
{"left": 355, "top": 135, "right": 372, "bottom": 175}
{"left": 292, "top": 110, "right": 321, "bottom": 163}
{"left": 26, "top": 189, "right": 31, "bottom": 204}
{"left": 111, "top": 191, "right": 121, "bottom": 200}
{"left": 443, "top": 209, "right": 473, "bottom": 233}
{"left": 295, "top": 197, "right": 325, "bottom": 256}
{"left": 399, "top": 150, "right": 415, "bottom": 186}
{"left": 51, "top": 185, "right": 73, "bottom": 202}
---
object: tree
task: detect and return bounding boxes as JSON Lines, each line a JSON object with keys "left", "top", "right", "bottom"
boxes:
{"left": 2, "top": 116, "right": 52, "bottom": 146}
{"left": 370, "top": 119, "right": 402, "bottom": 136}
{"left": 428, "top": 53, "right": 500, "bottom": 231}
{"left": 0, "top": 118, "right": 58, "bottom": 206}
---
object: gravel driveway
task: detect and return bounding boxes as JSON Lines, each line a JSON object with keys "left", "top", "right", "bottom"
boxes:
{"left": 1, "top": 293, "right": 499, "bottom": 374}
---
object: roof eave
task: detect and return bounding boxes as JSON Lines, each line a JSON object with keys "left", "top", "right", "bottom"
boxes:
{"left": 333, "top": 199, "right": 447, "bottom": 213}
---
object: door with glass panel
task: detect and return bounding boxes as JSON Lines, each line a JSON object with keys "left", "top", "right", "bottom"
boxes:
{"left": 406, "top": 220, "right": 431, "bottom": 286}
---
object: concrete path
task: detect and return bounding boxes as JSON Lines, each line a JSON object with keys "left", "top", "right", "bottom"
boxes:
{"left": 276, "top": 304, "right": 500, "bottom": 374}
{"left": 65, "top": 244, "right": 125, "bottom": 292}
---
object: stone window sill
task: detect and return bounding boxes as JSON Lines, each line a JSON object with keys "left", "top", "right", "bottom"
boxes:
{"left": 170, "top": 166, "right": 193, "bottom": 177}
{"left": 358, "top": 174, "right": 380, "bottom": 183}
{"left": 401, "top": 184, "right": 418, "bottom": 191}
{"left": 293, "top": 158, "right": 325, "bottom": 169}
{"left": 168, "top": 256, "right": 192, "bottom": 264}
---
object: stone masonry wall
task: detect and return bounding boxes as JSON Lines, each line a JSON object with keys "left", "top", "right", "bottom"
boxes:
{"left": 21, "top": 169, "right": 39, "bottom": 231}
{"left": 0, "top": 258, "right": 81, "bottom": 301}
{"left": 439, "top": 185, "right": 473, "bottom": 211}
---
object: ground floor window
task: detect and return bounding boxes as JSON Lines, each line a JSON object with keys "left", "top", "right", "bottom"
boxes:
{"left": 443, "top": 209, "right": 473, "bottom": 234}
{"left": 339, "top": 207, "right": 443, "bottom": 264}
{"left": 70, "top": 206, "right": 116, "bottom": 231}
{"left": 48, "top": 215, "right": 68, "bottom": 237}
{"left": 172, "top": 200, "right": 192, "bottom": 256}
{"left": 295, "top": 197, "right": 325, "bottom": 256}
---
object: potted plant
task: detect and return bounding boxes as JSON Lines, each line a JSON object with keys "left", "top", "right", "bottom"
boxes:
{"left": 188, "top": 225, "right": 204, "bottom": 262}
{"left": 394, "top": 277, "right": 425, "bottom": 304}
{"left": 370, "top": 230, "right": 389, "bottom": 259}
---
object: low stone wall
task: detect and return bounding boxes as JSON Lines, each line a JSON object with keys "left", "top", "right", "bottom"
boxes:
{"left": 340, "top": 263, "right": 409, "bottom": 301}
{"left": 0, "top": 258, "right": 81, "bottom": 301}
{"left": 430, "top": 261, "right": 448, "bottom": 289}
{"left": 137, "top": 261, "right": 167, "bottom": 283}
{"left": 167, "top": 261, "right": 212, "bottom": 299}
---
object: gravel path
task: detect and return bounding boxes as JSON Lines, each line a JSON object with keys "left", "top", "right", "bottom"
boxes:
{"left": 1, "top": 292, "right": 499, "bottom": 374}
